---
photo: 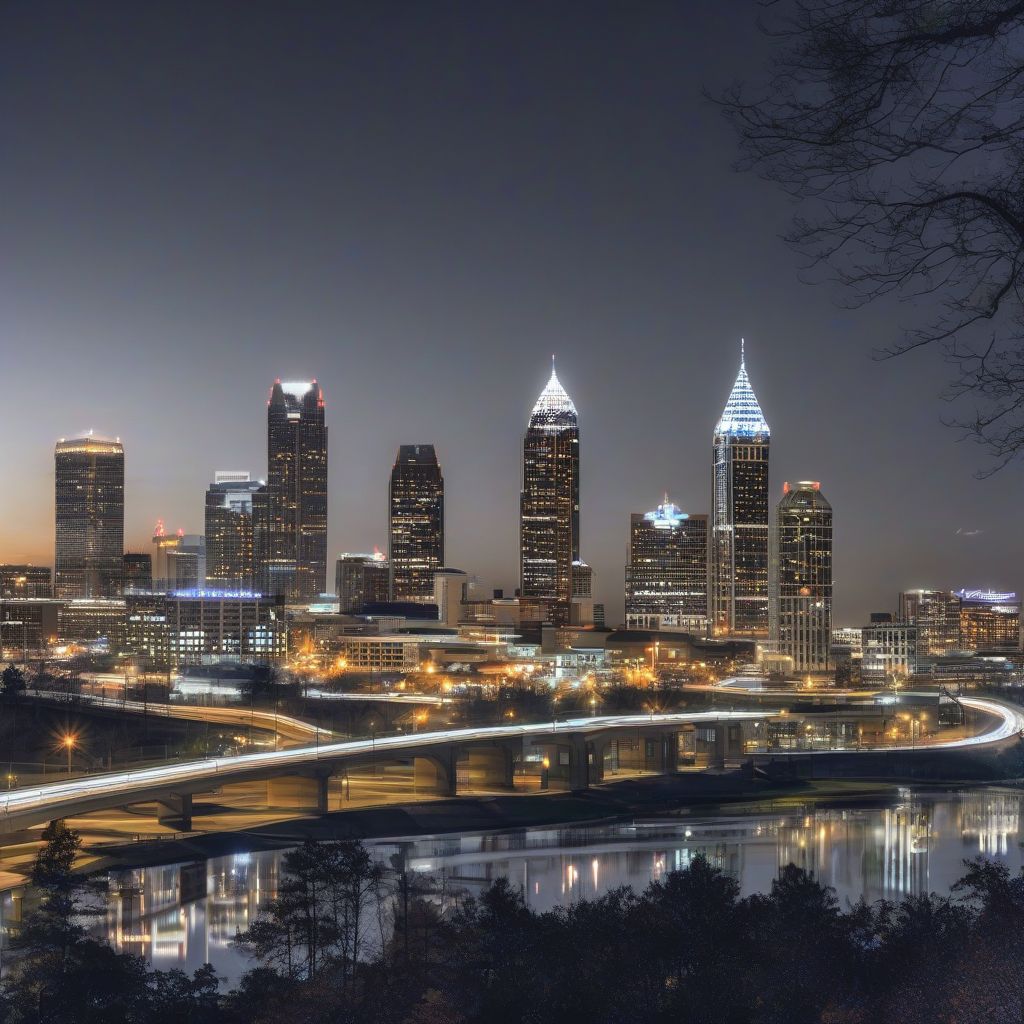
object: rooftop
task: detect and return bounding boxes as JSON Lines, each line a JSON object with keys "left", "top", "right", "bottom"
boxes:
{"left": 715, "top": 339, "right": 769, "bottom": 439}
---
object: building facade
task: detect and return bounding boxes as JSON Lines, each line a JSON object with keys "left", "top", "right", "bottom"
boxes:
{"left": 256, "top": 380, "right": 328, "bottom": 601}
{"left": 898, "top": 589, "right": 962, "bottom": 656}
{"left": 122, "top": 553, "right": 153, "bottom": 593}
{"left": 0, "top": 565, "right": 52, "bottom": 599}
{"left": 710, "top": 343, "right": 770, "bottom": 637}
{"left": 0, "top": 599, "right": 61, "bottom": 654}
{"left": 861, "top": 622, "right": 918, "bottom": 681}
{"left": 624, "top": 500, "right": 708, "bottom": 633}
{"left": 956, "top": 589, "right": 1021, "bottom": 653}
{"left": 335, "top": 552, "right": 389, "bottom": 613}
{"left": 770, "top": 481, "right": 833, "bottom": 673}
{"left": 54, "top": 435, "right": 124, "bottom": 599}
{"left": 520, "top": 361, "right": 580, "bottom": 614}
{"left": 125, "top": 591, "right": 287, "bottom": 668}
{"left": 152, "top": 524, "right": 205, "bottom": 591}
{"left": 388, "top": 445, "right": 445, "bottom": 602}
{"left": 205, "top": 472, "right": 262, "bottom": 590}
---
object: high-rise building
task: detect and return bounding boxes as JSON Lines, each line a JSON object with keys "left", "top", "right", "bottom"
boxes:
{"left": 255, "top": 380, "right": 328, "bottom": 601}
{"left": 388, "top": 445, "right": 445, "bottom": 602}
{"left": 122, "top": 553, "right": 152, "bottom": 593}
{"left": 899, "top": 589, "right": 961, "bottom": 655}
{"left": 710, "top": 342, "right": 770, "bottom": 637}
{"left": 152, "top": 524, "right": 205, "bottom": 591}
{"left": 336, "top": 551, "right": 389, "bottom": 613}
{"left": 625, "top": 499, "right": 708, "bottom": 632}
{"left": 770, "top": 481, "right": 833, "bottom": 673}
{"left": 54, "top": 434, "right": 124, "bottom": 599}
{"left": 206, "top": 472, "right": 263, "bottom": 590}
{"left": 0, "top": 565, "right": 52, "bottom": 599}
{"left": 955, "top": 589, "right": 1021, "bottom": 653}
{"left": 520, "top": 360, "right": 579, "bottom": 614}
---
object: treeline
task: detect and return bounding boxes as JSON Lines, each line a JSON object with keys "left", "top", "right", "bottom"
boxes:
{"left": 3, "top": 822, "right": 1024, "bottom": 1023}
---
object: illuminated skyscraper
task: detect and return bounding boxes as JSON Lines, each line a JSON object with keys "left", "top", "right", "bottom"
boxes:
{"left": 625, "top": 499, "right": 708, "bottom": 632}
{"left": 54, "top": 435, "right": 124, "bottom": 598}
{"left": 710, "top": 342, "right": 770, "bottom": 637}
{"left": 520, "top": 360, "right": 579, "bottom": 612}
{"left": 255, "top": 380, "right": 328, "bottom": 601}
{"left": 389, "top": 445, "right": 444, "bottom": 602}
{"left": 205, "top": 472, "right": 262, "bottom": 590}
{"left": 770, "top": 481, "right": 832, "bottom": 672}
{"left": 898, "top": 589, "right": 961, "bottom": 655}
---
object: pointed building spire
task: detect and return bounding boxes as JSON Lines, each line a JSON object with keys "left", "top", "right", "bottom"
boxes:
{"left": 530, "top": 357, "right": 577, "bottom": 425}
{"left": 715, "top": 339, "right": 769, "bottom": 438}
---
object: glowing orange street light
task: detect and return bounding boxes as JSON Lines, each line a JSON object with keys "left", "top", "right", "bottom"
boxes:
{"left": 62, "top": 733, "right": 77, "bottom": 775}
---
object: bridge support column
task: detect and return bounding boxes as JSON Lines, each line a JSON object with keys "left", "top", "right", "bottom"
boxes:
{"left": 467, "top": 747, "right": 515, "bottom": 790}
{"left": 712, "top": 724, "right": 728, "bottom": 769}
{"left": 155, "top": 793, "right": 192, "bottom": 831}
{"left": 568, "top": 734, "right": 589, "bottom": 792}
{"left": 267, "top": 773, "right": 331, "bottom": 814}
{"left": 414, "top": 748, "right": 457, "bottom": 796}
{"left": 661, "top": 732, "right": 680, "bottom": 775}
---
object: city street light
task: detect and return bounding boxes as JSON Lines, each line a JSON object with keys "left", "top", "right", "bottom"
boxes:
{"left": 62, "top": 733, "right": 77, "bottom": 775}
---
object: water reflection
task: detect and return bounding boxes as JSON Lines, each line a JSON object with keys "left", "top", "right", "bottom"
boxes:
{"left": 6, "top": 787, "right": 1022, "bottom": 984}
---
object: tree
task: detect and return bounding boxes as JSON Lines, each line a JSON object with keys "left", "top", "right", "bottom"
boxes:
{"left": 719, "top": 1, "right": 1024, "bottom": 468}
{"left": 2, "top": 664, "right": 27, "bottom": 698}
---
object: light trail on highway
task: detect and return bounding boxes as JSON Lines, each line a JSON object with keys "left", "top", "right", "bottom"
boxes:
{"left": 1, "top": 697, "right": 1021, "bottom": 829}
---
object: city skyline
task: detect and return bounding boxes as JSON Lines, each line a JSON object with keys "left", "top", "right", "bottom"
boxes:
{"left": 3, "top": 4, "right": 1022, "bottom": 625}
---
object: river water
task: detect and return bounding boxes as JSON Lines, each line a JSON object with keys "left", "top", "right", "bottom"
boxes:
{"left": 6, "top": 787, "right": 1022, "bottom": 985}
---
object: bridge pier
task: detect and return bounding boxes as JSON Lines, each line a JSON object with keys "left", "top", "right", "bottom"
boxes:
{"left": 155, "top": 793, "right": 192, "bottom": 831}
{"left": 568, "top": 734, "right": 589, "bottom": 792}
{"left": 266, "top": 773, "right": 331, "bottom": 814}
{"left": 414, "top": 748, "right": 458, "bottom": 796}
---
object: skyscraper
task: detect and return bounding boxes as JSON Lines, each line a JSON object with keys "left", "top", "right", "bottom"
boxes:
{"left": 256, "top": 380, "right": 328, "bottom": 601}
{"left": 625, "top": 499, "right": 708, "bottom": 632}
{"left": 205, "top": 471, "right": 262, "bottom": 590}
{"left": 710, "top": 342, "right": 770, "bottom": 637}
{"left": 898, "top": 589, "right": 961, "bottom": 655}
{"left": 520, "top": 360, "right": 579, "bottom": 612}
{"left": 770, "top": 481, "right": 832, "bottom": 672}
{"left": 388, "top": 445, "right": 444, "bottom": 602}
{"left": 54, "top": 434, "right": 124, "bottom": 599}
{"left": 336, "top": 551, "right": 389, "bottom": 612}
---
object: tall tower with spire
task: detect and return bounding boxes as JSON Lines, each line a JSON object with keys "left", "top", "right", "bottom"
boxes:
{"left": 710, "top": 340, "right": 771, "bottom": 637}
{"left": 520, "top": 358, "right": 579, "bottom": 611}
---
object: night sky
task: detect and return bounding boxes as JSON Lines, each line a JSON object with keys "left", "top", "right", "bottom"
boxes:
{"left": 2, "top": 2, "right": 1020, "bottom": 625}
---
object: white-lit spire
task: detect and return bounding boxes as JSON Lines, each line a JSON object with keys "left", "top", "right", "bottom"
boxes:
{"left": 715, "top": 339, "right": 769, "bottom": 438}
{"left": 530, "top": 356, "right": 577, "bottom": 425}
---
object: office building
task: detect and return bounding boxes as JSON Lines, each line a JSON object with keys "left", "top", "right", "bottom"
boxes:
{"left": 388, "top": 445, "right": 445, "bottom": 602}
{"left": 256, "top": 380, "right": 328, "bottom": 601}
{"left": 0, "top": 599, "right": 61, "bottom": 654}
{"left": 520, "top": 360, "right": 580, "bottom": 614}
{"left": 125, "top": 591, "right": 287, "bottom": 668}
{"left": 624, "top": 499, "right": 708, "bottom": 633}
{"left": 434, "top": 568, "right": 469, "bottom": 628}
{"left": 152, "top": 524, "right": 205, "bottom": 591}
{"left": 571, "top": 560, "right": 593, "bottom": 600}
{"left": 58, "top": 599, "right": 126, "bottom": 647}
{"left": 770, "top": 481, "right": 832, "bottom": 673}
{"left": 956, "top": 589, "right": 1021, "bottom": 653}
{"left": 861, "top": 622, "right": 918, "bottom": 681}
{"left": 899, "top": 589, "right": 961, "bottom": 655}
{"left": 0, "top": 565, "right": 52, "bottom": 599}
{"left": 122, "top": 553, "right": 153, "bottom": 593}
{"left": 54, "top": 434, "right": 124, "bottom": 599}
{"left": 205, "top": 472, "right": 262, "bottom": 590}
{"left": 710, "top": 342, "right": 770, "bottom": 637}
{"left": 336, "top": 552, "right": 389, "bottom": 613}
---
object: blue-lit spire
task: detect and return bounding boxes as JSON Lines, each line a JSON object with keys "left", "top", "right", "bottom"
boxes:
{"left": 529, "top": 355, "right": 578, "bottom": 426}
{"left": 715, "top": 338, "right": 769, "bottom": 438}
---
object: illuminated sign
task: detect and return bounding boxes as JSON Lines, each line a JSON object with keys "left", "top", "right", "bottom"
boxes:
{"left": 955, "top": 589, "right": 1018, "bottom": 604}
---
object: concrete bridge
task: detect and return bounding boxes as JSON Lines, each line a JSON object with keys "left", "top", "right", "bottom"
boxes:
{"left": 0, "top": 709, "right": 764, "bottom": 832}
{"left": 1, "top": 697, "right": 1019, "bottom": 834}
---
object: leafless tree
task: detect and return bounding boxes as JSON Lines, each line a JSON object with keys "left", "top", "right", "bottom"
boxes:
{"left": 718, "top": 1, "right": 1024, "bottom": 469}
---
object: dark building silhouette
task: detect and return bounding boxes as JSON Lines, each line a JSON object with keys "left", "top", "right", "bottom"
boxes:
{"left": 255, "top": 380, "right": 328, "bottom": 601}
{"left": 770, "top": 481, "right": 833, "bottom": 672}
{"left": 625, "top": 499, "right": 708, "bottom": 632}
{"left": 54, "top": 434, "right": 124, "bottom": 599}
{"left": 0, "top": 565, "right": 52, "bottom": 599}
{"left": 710, "top": 342, "right": 770, "bottom": 637}
{"left": 122, "top": 553, "right": 152, "bottom": 594}
{"left": 205, "top": 471, "right": 262, "bottom": 591}
{"left": 388, "top": 445, "right": 444, "bottom": 602}
{"left": 336, "top": 552, "right": 389, "bottom": 613}
{"left": 520, "top": 360, "right": 579, "bottom": 613}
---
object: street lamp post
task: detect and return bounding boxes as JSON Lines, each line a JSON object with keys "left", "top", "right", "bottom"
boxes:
{"left": 63, "top": 734, "right": 76, "bottom": 775}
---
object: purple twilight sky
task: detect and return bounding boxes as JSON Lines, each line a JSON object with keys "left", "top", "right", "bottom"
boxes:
{"left": 1, "top": 1, "right": 1021, "bottom": 624}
